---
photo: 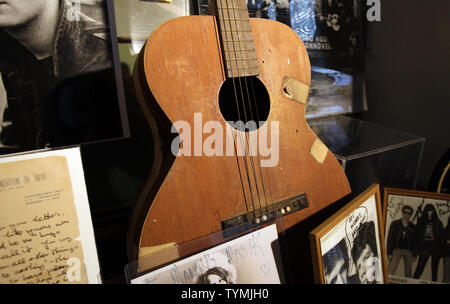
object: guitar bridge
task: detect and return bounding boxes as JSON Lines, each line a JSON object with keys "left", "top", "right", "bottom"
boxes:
{"left": 221, "top": 193, "right": 309, "bottom": 236}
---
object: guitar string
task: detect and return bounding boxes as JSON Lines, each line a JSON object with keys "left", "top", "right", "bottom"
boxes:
{"left": 218, "top": 0, "right": 256, "bottom": 215}
{"left": 249, "top": 73, "right": 274, "bottom": 211}
{"left": 216, "top": 0, "right": 250, "bottom": 214}
{"left": 230, "top": 0, "right": 273, "bottom": 216}
{"left": 221, "top": 0, "right": 260, "bottom": 215}
{"left": 234, "top": 0, "right": 272, "bottom": 213}
{"left": 227, "top": 0, "right": 271, "bottom": 214}
{"left": 223, "top": 0, "right": 265, "bottom": 215}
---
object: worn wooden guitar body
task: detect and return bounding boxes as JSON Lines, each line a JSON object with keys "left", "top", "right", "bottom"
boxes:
{"left": 130, "top": 14, "right": 350, "bottom": 260}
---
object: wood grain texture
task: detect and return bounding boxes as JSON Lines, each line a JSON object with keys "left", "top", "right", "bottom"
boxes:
{"left": 132, "top": 16, "right": 350, "bottom": 257}
{"left": 215, "top": 0, "right": 259, "bottom": 77}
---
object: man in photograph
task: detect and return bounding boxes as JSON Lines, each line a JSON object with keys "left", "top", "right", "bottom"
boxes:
{"left": 323, "top": 238, "right": 359, "bottom": 284}
{"left": 0, "top": 0, "right": 121, "bottom": 153}
{"left": 443, "top": 216, "right": 450, "bottom": 283}
{"left": 413, "top": 203, "right": 444, "bottom": 282}
{"left": 317, "top": 0, "right": 355, "bottom": 54}
{"left": 351, "top": 221, "right": 381, "bottom": 284}
{"left": 386, "top": 205, "right": 417, "bottom": 278}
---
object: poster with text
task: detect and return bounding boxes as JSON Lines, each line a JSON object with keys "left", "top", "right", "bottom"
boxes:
{"left": 0, "top": 0, "right": 129, "bottom": 156}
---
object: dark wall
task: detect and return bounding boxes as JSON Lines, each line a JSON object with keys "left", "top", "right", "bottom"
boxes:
{"left": 357, "top": 0, "right": 450, "bottom": 190}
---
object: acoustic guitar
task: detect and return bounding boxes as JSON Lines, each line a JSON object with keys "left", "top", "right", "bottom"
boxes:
{"left": 128, "top": 0, "right": 350, "bottom": 260}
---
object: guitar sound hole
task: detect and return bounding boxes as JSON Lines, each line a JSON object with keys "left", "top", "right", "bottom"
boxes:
{"left": 218, "top": 76, "right": 270, "bottom": 132}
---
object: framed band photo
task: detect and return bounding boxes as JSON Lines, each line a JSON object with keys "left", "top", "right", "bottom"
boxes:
{"left": 383, "top": 188, "right": 450, "bottom": 284}
{"left": 310, "top": 184, "right": 388, "bottom": 284}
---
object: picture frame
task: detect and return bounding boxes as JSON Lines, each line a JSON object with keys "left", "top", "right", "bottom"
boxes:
{"left": 310, "top": 184, "right": 388, "bottom": 284}
{"left": 0, "top": 0, "right": 130, "bottom": 156}
{"left": 383, "top": 187, "right": 450, "bottom": 284}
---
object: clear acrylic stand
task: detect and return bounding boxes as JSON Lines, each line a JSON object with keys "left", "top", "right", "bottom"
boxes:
{"left": 309, "top": 115, "right": 425, "bottom": 195}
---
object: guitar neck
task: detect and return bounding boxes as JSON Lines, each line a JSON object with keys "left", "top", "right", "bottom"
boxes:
{"left": 210, "top": 0, "right": 259, "bottom": 78}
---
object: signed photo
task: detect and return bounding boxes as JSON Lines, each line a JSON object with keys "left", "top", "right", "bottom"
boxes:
{"left": 310, "top": 184, "right": 388, "bottom": 284}
{"left": 384, "top": 188, "right": 450, "bottom": 284}
{"left": 0, "top": 0, "right": 128, "bottom": 155}
{"left": 130, "top": 224, "right": 282, "bottom": 284}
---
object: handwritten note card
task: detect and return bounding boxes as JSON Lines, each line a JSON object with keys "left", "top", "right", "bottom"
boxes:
{"left": 131, "top": 224, "right": 281, "bottom": 284}
{"left": 0, "top": 148, "right": 100, "bottom": 284}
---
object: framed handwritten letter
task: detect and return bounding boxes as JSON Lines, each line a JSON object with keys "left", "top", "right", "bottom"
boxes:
{"left": 310, "top": 184, "right": 388, "bottom": 284}
{"left": 383, "top": 188, "right": 450, "bottom": 284}
{"left": 129, "top": 224, "right": 282, "bottom": 284}
{"left": 0, "top": 148, "right": 100, "bottom": 284}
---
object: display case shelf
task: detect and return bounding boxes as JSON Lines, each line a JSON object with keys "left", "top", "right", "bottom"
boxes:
{"left": 309, "top": 115, "right": 425, "bottom": 195}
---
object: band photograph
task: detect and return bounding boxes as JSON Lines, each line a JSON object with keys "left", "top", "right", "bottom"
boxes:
{"left": 310, "top": 184, "right": 388, "bottom": 284}
{"left": 383, "top": 188, "right": 450, "bottom": 284}
{"left": 0, "top": 0, "right": 128, "bottom": 155}
{"left": 130, "top": 224, "right": 283, "bottom": 284}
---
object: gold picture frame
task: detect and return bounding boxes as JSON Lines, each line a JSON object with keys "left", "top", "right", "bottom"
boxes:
{"left": 310, "top": 184, "right": 388, "bottom": 284}
{"left": 383, "top": 187, "right": 450, "bottom": 284}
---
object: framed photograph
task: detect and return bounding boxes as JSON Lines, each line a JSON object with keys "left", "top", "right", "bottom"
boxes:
{"left": 128, "top": 224, "right": 283, "bottom": 284}
{"left": 0, "top": 0, "right": 129, "bottom": 156}
{"left": 310, "top": 184, "right": 388, "bottom": 284}
{"left": 383, "top": 188, "right": 450, "bottom": 284}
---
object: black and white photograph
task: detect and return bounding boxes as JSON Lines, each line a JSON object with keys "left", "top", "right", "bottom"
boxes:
{"left": 293, "top": 0, "right": 362, "bottom": 57}
{"left": 384, "top": 188, "right": 450, "bottom": 284}
{"left": 311, "top": 184, "right": 388, "bottom": 284}
{"left": 0, "top": 0, "right": 128, "bottom": 155}
{"left": 129, "top": 224, "right": 282, "bottom": 284}
{"left": 289, "top": 0, "right": 365, "bottom": 119}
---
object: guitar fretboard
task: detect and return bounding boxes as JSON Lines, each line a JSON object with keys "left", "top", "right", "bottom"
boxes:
{"left": 214, "top": 0, "right": 259, "bottom": 78}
